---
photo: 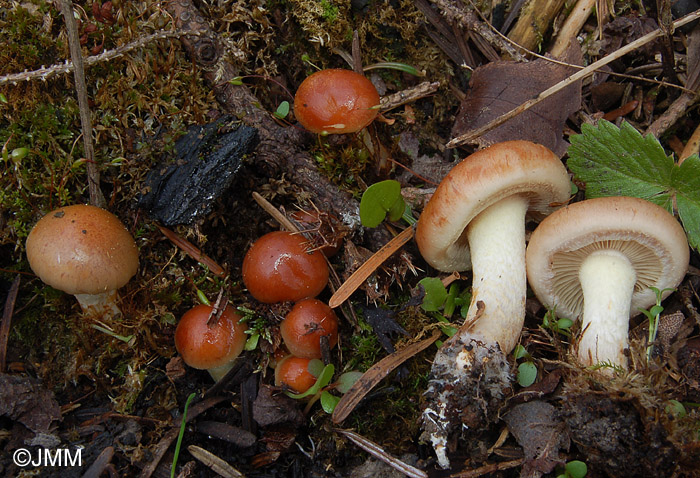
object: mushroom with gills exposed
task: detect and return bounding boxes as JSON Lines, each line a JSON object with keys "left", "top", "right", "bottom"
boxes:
{"left": 526, "top": 196, "right": 689, "bottom": 371}
{"left": 25, "top": 204, "right": 139, "bottom": 318}
{"left": 293, "top": 69, "right": 380, "bottom": 135}
{"left": 414, "top": 140, "right": 571, "bottom": 469}
{"left": 174, "top": 304, "right": 249, "bottom": 382}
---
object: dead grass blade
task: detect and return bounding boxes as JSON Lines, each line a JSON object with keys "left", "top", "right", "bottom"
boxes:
{"left": 187, "top": 445, "right": 245, "bottom": 478}
{"left": 332, "top": 330, "right": 441, "bottom": 424}
{"left": 328, "top": 226, "right": 415, "bottom": 308}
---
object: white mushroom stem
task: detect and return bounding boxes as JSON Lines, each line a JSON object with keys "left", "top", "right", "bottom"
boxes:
{"left": 74, "top": 290, "right": 122, "bottom": 318}
{"left": 577, "top": 249, "right": 637, "bottom": 369}
{"left": 462, "top": 195, "right": 528, "bottom": 354}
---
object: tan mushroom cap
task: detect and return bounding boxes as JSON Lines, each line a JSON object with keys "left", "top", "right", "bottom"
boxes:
{"left": 26, "top": 204, "right": 139, "bottom": 295}
{"left": 526, "top": 196, "right": 689, "bottom": 319}
{"left": 415, "top": 140, "right": 571, "bottom": 271}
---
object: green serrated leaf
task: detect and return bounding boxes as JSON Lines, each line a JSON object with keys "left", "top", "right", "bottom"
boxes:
{"left": 568, "top": 120, "right": 673, "bottom": 204}
{"left": 567, "top": 120, "right": 699, "bottom": 249}
{"left": 419, "top": 277, "right": 448, "bottom": 312}
{"left": 517, "top": 361, "right": 537, "bottom": 387}
{"left": 359, "top": 180, "right": 403, "bottom": 227}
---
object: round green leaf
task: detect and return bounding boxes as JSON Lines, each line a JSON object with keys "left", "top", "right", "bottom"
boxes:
{"left": 565, "top": 460, "right": 588, "bottom": 478}
{"left": 517, "top": 361, "right": 537, "bottom": 387}
{"left": 360, "top": 180, "right": 403, "bottom": 227}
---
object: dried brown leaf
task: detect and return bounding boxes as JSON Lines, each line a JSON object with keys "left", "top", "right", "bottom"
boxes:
{"left": 451, "top": 46, "right": 583, "bottom": 156}
{"left": 0, "top": 374, "right": 61, "bottom": 433}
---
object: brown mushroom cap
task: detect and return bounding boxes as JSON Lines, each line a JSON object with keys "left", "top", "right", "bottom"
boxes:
{"left": 415, "top": 140, "right": 571, "bottom": 271}
{"left": 26, "top": 204, "right": 139, "bottom": 295}
{"left": 526, "top": 196, "right": 689, "bottom": 319}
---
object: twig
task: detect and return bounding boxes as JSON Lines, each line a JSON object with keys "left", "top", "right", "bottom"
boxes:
{"left": 251, "top": 192, "right": 298, "bottom": 232}
{"left": 0, "top": 30, "right": 194, "bottom": 85}
{"left": 379, "top": 81, "right": 441, "bottom": 112}
{"left": 335, "top": 429, "right": 428, "bottom": 478}
{"left": 332, "top": 330, "right": 441, "bottom": 424}
{"left": 186, "top": 446, "right": 245, "bottom": 478}
{"left": 81, "top": 446, "right": 115, "bottom": 478}
{"left": 448, "top": 459, "right": 524, "bottom": 477}
{"left": 328, "top": 226, "right": 415, "bottom": 308}
{"left": 58, "top": 0, "right": 105, "bottom": 207}
{"left": 447, "top": 9, "right": 700, "bottom": 148}
{"left": 156, "top": 225, "right": 226, "bottom": 277}
{"left": 680, "top": 122, "right": 700, "bottom": 163}
{"left": 549, "top": 0, "right": 596, "bottom": 58}
{"left": 0, "top": 276, "right": 20, "bottom": 373}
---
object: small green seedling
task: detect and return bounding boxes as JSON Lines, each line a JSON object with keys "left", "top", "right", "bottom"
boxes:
{"left": 541, "top": 309, "right": 573, "bottom": 337}
{"left": 638, "top": 286, "right": 675, "bottom": 361}
{"left": 171, "top": 392, "right": 196, "bottom": 478}
{"left": 237, "top": 306, "right": 270, "bottom": 352}
{"left": 273, "top": 101, "right": 290, "bottom": 120}
{"left": 556, "top": 460, "right": 588, "bottom": 478}
{"left": 359, "top": 180, "right": 416, "bottom": 227}
{"left": 665, "top": 399, "right": 687, "bottom": 418}
{"left": 286, "top": 360, "right": 362, "bottom": 415}
{"left": 513, "top": 344, "right": 537, "bottom": 387}
{"left": 418, "top": 277, "right": 471, "bottom": 346}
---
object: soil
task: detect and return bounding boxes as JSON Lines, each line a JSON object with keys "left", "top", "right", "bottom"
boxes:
{"left": 1, "top": 1, "right": 700, "bottom": 477}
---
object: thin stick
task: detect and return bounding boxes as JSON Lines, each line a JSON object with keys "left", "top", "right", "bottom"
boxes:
{"left": 549, "top": 0, "right": 596, "bottom": 58}
{"left": 58, "top": 0, "right": 105, "bottom": 207}
{"left": 251, "top": 191, "right": 298, "bottom": 232}
{"left": 447, "top": 9, "right": 700, "bottom": 148}
{"left": 328, "top": 226, "right": 415, "bottom": 308}
{"left": 0, "top": 276, "right": 20, "bottom": 373}
{"left": 335, "top": 429, "right": 428, "bottom": 478}
{"left": 157, "top": 225, "right": 226, "bottom": 277}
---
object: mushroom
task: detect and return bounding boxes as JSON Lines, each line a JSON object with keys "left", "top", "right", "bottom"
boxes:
{"left": 415, "top": 140, "right": 570, "bottom": 469}
{"left": 25, "top": 204, "right": 139, "bottom": 318}
{"left": 242, "top": 231, "right": 329, "bottom": 303}
{"left": 274, "top": 355, "right": 318, "bottom": 394}
{"left": 280, "top": 298, "right": 339, "bottom": 359}
{"left": 293, "top": 69, "right": 380, "bottom": 135}
{"left": 174, "top": 304, "right": 249, "bottom": 381}
{"left": 416, "top": 140, "right": 571, "bottom": 353}
{"left": 526, "top": 196, "right": 689, "bottom": 370}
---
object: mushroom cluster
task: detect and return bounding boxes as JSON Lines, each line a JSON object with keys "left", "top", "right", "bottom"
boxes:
{"left": 26, "top": 204, "right": 139, "bottom": 318}
{"left": 526, "top": 196, "right": 689, "bottom": 370}
{"left": 415, "top": 140, "right": 691, "bottom": 469}
{"left": 242, "top": 230, "right": 337, "bottom": 394}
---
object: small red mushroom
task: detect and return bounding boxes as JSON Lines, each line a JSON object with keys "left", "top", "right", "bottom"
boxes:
{"left": 293, "top": 69, "right": 380, "bottom": 135}
{"left": 174, "top": 304, "right": 249, "bottom": 381}
{"left": 241, "top": 231, "right": 329, "bottom": 303}
{"left": 280, "top": 298, "right": 338, "bottom": 359}
{"left": 274, "top": 355, "right": 318, "bottom": 394}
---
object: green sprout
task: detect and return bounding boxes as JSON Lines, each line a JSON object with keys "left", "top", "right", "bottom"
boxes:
{"left": 285, "top": 359, "right": 362, "bottom": 414}
{"left": 359, "top": 180, "right": 416, "bottom": 227}
{"left": 273, "top": 101, "right": 290, "bottom": 120}
{"left": 556, "top": 460, "right": 588, "bottom": 478}
{"left": 513, "top": 344, "right": 537, "bottom": 387}
{"left": 171, "top": 392, "right": 196, "bottom": 478}
{"left": 638, "top": 286, "right": 675, "bottom": 361}
{"left": 541, "top": 309, "right": 573, "bottom": 337}
{"left": 418, "top": 276, "right": 471, "bottom": 345}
